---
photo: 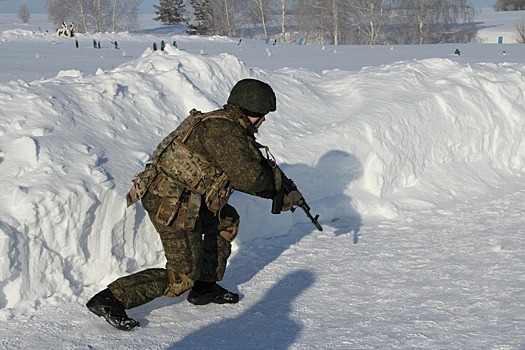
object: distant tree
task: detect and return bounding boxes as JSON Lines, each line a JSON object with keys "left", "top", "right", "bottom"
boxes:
{"left": 345, "top": 0, "right": 392, "bottom": 45}
{"left": 295, "top": 0, "right": 340, "bottom": 45}
{"left": 46, "top": 0, "right": 140, "bottom": 33}
{"left": 516, "top": 18, "right": 525, "bottom": 42}
{"left": 249, "top": 0, "right": 274, "bottom": 38}
{"left": 187, "top": 0, "right": 245, "bottom": 36}
{"left": 280, "top": 0, "right": 287, "bottom": 41}
{"left": 219, "top": 0, "right": 239, "bottom": 37}
{"left": 110, "top": 0, "right": 141, "bottom": 33}
{"left": 17, "top": 3, "right": 31, "bottom": 23}
{"left": 294, "top": 0, "right": 392, "bottom": 45}
{"left": 187, "top": 0, "right": 213, "bottom": 34}
{"left": 494, "top": 0, "right": 525, "bottom": 11}
{"left": 153, "top": 0, "right": 187, "bottom": 25}
{"left": 393, "top": 0, "right": 478, "bottom": 45}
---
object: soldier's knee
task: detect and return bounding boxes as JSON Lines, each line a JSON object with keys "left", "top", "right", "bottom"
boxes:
{"left": 219, "top": 223, "right": 239, "bottom": 242}
{"left": 220, "top": 204, "right": 239, "bottom": 222}
{"left": 164, "top": 270, "right": 194, "bottom": 298}
{"left": 216, "top": 204, "right": 240, "bottom": 242}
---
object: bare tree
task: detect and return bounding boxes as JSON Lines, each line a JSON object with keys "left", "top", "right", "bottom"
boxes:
{"left": 111, "top": 0, "right": 140, "bottom": 32}
{"left": 249, "top": 0, "right": 273, "bottom": 38}
{"left": 280, "top": 0, "right": 287, "bottom": 41}
{"left": 214, "top": 0, "right": 239, "bottom": 36}
{"left": 90, "top": 0, "right": 104, "bottom": 33}
{"left": 17, "top": 3, "right": 31, "bottom": 23}
{"left": 295, "top": 0, "right": 330, "bottom": 44}
{"left": 344, "top": 0, "right": 391, "bottom": 45}
{"left": 416, "top": 0, "right": 431, "bottom": 44}
{"left": 332, "top": 0, "right": 340, "bottom": 45}
{"left": 46, "top": 0, "right": 140, "bottom": 33}
{"left": 393, "top": 0, "right": 477, "bottom": 44}
{"left": 494, "top": 0, "right": 525, "bottom": 11}
{"left": 223, "top": 0, "right": 235, "bottom": 36}
{"left": 516, "top": 18, "right": 525, "bottom": 43}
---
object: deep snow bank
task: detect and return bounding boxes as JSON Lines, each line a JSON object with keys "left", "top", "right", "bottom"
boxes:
{"left": 0, "top": 46, "right": 524, "bottom": 311}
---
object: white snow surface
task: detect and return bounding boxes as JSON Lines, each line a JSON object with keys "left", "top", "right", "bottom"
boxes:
{"left": 1, "top": 13, "right": 525, "bottom": 350}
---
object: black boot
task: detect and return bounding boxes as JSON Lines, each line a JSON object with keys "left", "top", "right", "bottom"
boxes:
{"left": 187, "top": 281, "right": 240, "bottom": 305}
{"left": 86, "top": 288, "right": 140, "bottom": 331}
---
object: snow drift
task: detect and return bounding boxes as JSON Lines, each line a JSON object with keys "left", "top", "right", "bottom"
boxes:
{"left": 1, "top": 44, "right": 524, "bottom": 312}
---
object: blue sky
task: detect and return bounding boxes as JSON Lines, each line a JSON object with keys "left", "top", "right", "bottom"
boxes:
{"left": 0, "top": 0, "right": 496, "bottom": 14}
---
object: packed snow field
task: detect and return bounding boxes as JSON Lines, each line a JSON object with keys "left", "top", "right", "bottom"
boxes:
{"left": 1, "top": 12, "right": 525, "bottom": 350}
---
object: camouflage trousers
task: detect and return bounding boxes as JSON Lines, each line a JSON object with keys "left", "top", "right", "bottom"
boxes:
{"left": 108, "top": 190, "right": 239, "bottom": 310}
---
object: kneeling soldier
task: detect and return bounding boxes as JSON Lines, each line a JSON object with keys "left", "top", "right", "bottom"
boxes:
{"left": 86, "top": 79, "right": 303, "bottom": 330}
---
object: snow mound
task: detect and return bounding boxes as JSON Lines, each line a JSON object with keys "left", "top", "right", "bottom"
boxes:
{"left": 0, "top": 46, "right": 524, "bottom": 313}
{"left": 0, "top": 28, "right": 51, "bottom": 40}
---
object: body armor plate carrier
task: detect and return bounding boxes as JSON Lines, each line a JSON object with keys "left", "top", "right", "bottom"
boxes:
{"left": 126, "top": 109, "right": 233, "bottom": 228}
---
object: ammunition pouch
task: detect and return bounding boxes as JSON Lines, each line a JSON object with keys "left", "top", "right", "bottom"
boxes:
{"left": 126, "top": 163, "right": 158, "bottom": 207}
{"left": 157, "top": 138, "right": 232, "bottom": 217}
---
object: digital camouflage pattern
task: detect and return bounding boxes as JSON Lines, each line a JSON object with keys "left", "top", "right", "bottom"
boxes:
{"left": 108, "top": 104, "right": 276, "bottom": 309}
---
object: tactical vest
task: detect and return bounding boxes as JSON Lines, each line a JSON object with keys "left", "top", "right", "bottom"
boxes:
{"left": 126, "top": 109, "right": 233, "bottom": 228}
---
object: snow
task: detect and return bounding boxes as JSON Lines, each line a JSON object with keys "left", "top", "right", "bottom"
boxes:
{"left": 477, "top": 8, "right": 525, "bottom": 43}
{"left": 1, "top": 12, "right": 525, "bottom": 350}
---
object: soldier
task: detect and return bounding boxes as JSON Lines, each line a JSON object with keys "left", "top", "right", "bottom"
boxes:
{"left": 86, "top": 79, "right": 303, "bottom": 330}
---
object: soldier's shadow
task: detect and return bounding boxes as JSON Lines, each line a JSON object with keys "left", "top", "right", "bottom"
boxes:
{"left": 225, "top": 149, "right": 362, "bottom": 294}
{"left": 166, "top": 270, "right": 315, "bottom": 350}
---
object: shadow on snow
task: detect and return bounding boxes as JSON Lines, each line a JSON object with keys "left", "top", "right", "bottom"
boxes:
{"left": 167, "top": 270, "right": 315, "bottom": 350}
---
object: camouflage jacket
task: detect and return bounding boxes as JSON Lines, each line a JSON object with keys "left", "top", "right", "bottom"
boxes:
{"left": 128, "top": 104, "right": 276, "bottom": 229}
{"left": 183, "top": 104, "right": 275, "bottom": 197}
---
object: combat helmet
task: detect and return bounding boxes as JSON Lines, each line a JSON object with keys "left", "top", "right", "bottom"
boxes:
{"left": 227, "top": 79, "right": 276, "bottom": 117}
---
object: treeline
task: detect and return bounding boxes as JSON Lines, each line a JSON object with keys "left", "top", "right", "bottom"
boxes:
{"left": 494, "top": 0, "right": 525, "bottom": 10}
{"left": 45, "top": 0, "right": 141, "bottom": 33}
{"left": 155, "top": 0, "right": 478, "bottom": 45}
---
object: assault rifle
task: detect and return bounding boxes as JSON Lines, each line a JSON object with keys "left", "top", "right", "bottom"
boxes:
{"left": 271, "top": 167, "right": 323, "bottom": 231}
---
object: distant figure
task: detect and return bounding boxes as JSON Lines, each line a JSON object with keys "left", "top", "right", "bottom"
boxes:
{"left": 173, "top": 40, "right": 177, "bottom": 48}
{"left": 57, "top": 21, "right": 72, "bottom": 37}
{"left": 454, "top": 49, "right": 461, "bottom": 56}
{"left": 161, "top": 40, "right": 166, "bottom": 51}
{"left": 153, "top": 42, "right": 158, "bottom": 51}
{"left": 238, "top": 38, "right": 242, "bottom": 45}
{"left": 93, "top": 39, "right": 97, "bottom": 48}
